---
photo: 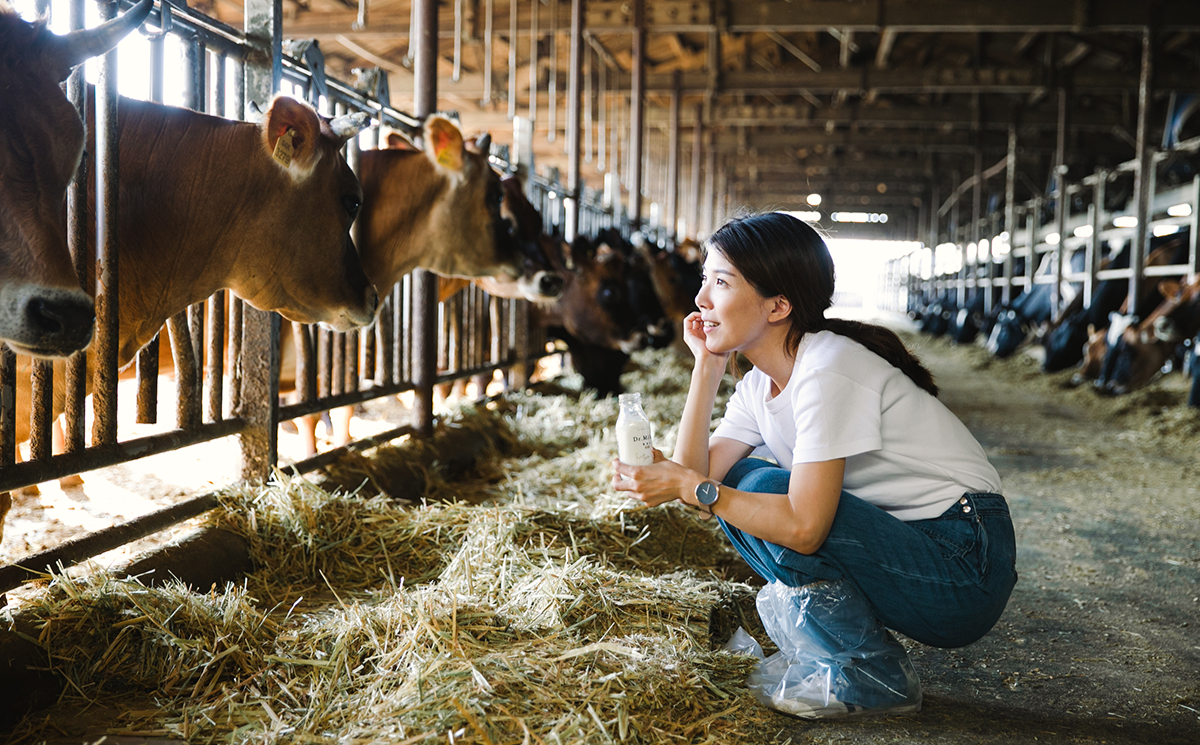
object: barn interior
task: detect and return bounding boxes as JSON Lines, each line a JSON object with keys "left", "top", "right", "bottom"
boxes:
{"left": 2, "top": 1, "right": 1200, "bottom": 743}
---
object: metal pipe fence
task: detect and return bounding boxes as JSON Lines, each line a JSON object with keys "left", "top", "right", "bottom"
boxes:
{"left": 0, "top": 0, "right": 616, "bottom": 592}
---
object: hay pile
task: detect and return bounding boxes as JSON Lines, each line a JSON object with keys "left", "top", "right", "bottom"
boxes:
{"left": 6, "top": 350, "right": 777, "bottom": 743}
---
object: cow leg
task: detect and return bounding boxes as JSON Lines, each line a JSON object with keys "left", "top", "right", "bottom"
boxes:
{"left": 331, "top": 405, "right": 354, "bottom": 448}
{"left": 0, "top": 490, "right": 9, "bottom": 546}
{"left": 13, "top": 442, "right": 39, "bottom": 497}
{"left": 296, "top": 414, "right": 320, "bottom": 458}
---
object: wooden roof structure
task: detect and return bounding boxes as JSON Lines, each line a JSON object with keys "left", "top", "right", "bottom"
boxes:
{"left": 198, "top": 0, "right": 1200, "bottom": 240}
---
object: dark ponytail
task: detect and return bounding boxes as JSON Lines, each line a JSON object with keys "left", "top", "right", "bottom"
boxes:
{"left": 706, "top": 212, "right": 939, "bottom": 397}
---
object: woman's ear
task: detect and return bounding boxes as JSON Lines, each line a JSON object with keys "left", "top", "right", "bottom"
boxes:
{"left": 768, "top": 295, "right": 792, "bottom": 323}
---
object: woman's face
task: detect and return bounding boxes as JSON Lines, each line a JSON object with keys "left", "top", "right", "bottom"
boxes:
{"left": 695, "top": 250, "right": 779, "bottom": 355}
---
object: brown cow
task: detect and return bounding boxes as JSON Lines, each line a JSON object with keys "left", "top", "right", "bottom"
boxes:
{"left": 2, "top": 94, "right": 377, "bottom": 538}
{"left": 1099, "top": 275, "right": 1200, "bottom": 395}
{"left": 0, "top": 0, "right": 151, "bottom": 357}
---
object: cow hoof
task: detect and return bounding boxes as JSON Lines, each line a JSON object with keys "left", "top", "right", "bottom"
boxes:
{"left": 15, "top": 484, "right": 41, "bottom": 498}
{"left": 59, "top": 474, "right": 85, "bottom": 488}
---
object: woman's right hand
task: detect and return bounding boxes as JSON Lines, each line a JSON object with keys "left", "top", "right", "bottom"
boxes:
{"left": 683, "top": 311, "right": 729, "bottom": 369}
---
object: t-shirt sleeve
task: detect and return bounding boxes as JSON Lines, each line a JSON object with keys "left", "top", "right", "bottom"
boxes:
{"left": 791, "top": 370, "right": 883, "bottom": 463}
{"left": 711, "top": 377, "right": 765, "bottom": 448}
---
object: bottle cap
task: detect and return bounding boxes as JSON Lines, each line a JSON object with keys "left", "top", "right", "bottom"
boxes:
{"left": 618, "top": 392, "right": 640, "bottom": 405}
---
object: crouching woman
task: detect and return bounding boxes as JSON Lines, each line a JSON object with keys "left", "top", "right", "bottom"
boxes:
{"left": 612, "top": 212, "right": 1017, "bottom": 719}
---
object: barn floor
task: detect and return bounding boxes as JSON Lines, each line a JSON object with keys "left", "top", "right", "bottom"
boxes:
{"left": 3, "top": 311, "right": 1199, "bottom": 744}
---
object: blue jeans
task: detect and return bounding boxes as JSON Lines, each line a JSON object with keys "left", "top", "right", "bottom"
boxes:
{"left": 719, "top": 458, "right": 1017, "bottom": 649}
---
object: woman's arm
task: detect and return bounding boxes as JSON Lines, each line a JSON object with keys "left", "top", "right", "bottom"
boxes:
{"left": 672, "top": 311, "right": 733, "bottom": 474}
{"left": 613, "top": 456, "right": 845, "bottom": 555}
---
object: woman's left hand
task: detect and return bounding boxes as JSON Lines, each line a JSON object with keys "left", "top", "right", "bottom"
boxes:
{"left": 611, "top": 448, "right": 700, "bottom": 510}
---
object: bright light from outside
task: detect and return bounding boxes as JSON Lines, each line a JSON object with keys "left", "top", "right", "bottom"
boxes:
{"left": 1167, "top": 203, "right": 1193, "bottom": 217}
{"left": 788, "top": 211, "right": 823, "bottom": 223}
{"left": 831, "top": 212, "right": 888, "bottom": 223}
{"left": 1045, "top": 232, "right": 1061, "bottom": 245}
{"left": 825, "top": 238, "right": 921, "bottom": 313}
{"left": 934, "top": 241, "right": 962, "bottom": 275}
{"left": 1074, "top": 225, "right": 1094, "bottom": 238}
{"left": 807, "top": 193, "right": 823, "bottom": 207}
{"left": 1113, "top": 216, "right": 1138, "bottom": 228}
{"left": 1153, "top": 224, "right": 1181, "bottom": 237}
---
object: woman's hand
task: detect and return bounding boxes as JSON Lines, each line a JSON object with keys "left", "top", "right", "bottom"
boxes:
{"left": 683, "top": 311, "right": 729, "bottom": 369}
{"left": 611, "top": 448, "right": 712, "bottom": 519}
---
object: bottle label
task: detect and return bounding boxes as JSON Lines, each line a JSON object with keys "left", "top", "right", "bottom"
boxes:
{"left": 617, "top": 419, "right": 654, "bottom": 465}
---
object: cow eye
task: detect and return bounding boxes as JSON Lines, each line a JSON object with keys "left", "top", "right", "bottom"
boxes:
{"left": 343, "top": 195, "right": 361, "bottom": 219}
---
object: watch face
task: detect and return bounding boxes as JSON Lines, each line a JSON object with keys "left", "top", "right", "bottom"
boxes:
{"left": 696, "top": 481, "right": 719, "bottom": 506}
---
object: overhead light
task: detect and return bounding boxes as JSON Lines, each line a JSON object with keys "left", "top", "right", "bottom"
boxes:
{"left": 1045, "top": 232, "right": 1060, "bottom": 245}
{"left": 1074, "top": 225, "right": 1094, "bottom": 238}
{"left": 807, "top": 193, "right": 822, "bottom": 207}
{"left": 1153, "top": 224, "right": 1181, "bottom": 237}
{"left": 790, "top": 210, "right": 822, "bottom": 222}
{"left": 1113, "top": 216, "right": 1138, "bottom": 228}
{"left": 1167, "top": 203, "right": 1193, "bottom": 217}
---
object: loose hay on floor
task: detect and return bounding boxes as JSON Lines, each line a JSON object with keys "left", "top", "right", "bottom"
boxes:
{"left": 5, "top": 350, "right": 773, "bottom": 744}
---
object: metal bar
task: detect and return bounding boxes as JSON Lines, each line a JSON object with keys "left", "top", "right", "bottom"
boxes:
{"left": 239, "top": 0, "right": 284, "bottom": 481}
{"left": 483, "top": 0, "right": 493, "bottom": 106}
{"left": 285, "top": 424, "right": 416, "bottom": 477}
{"left": 1087, "top": 173, "right": 1107, "bottom": 306}
{"left": 0, "top": 419, "right": 244, "bottom": 495}
{"left": 279, "top": 382, "right": 415, "bottom": 423}
{"left": 92, "top": 0, "right": 121, "bottom": 448}
{"left": 453, "top": 0, "right": 463, "bottom": 82}
{"left": 167, "top": 311, "right": 200, "bottom": 430}
{"left": 332, "top": 332, "right": 346, "bottom": 396}
{"left": 227, "top": 296, "right": 243, "bottom": 416}
{"left": 1003, "top": 125, "right": 1017, "bottom": 304}
{"left": 666, "top": 70, "right": 680, "bottom": 242}
{"left": 597, "top": 49, "right": 606, "bottom": 171}
{"left": 317, "top": 327, "right": 332, "bottom": 397}
{"left": 689, "top": 103, "right": 702, "bottom": 238}
{"left": 584, "top": 37, "right": 592, "bottom": 164}
{"left": 1190, "top": 175, "right": 1199, "bottom": 279}
{"left": 413, "top": 0, "right": 440, "bottom": 436}
{"left": 564, "top": 0, "right": 584, "bottom": 241}
{"left": 1129, "top": 27, "right": 1153, "bottom": 314}
{"left": 508, "top": 0, "right": 517, "bottom": 120}
{"left": 30, "top": 361, "right": 52, "bottom": 461}
{"left": 0, "top": 349, "right": 14, "bottom": 467}
{"left": 548, "top": 0, "right": 558, "bottom": 143}
{"left": 529, "top": 0, "right": 539, "bottom": 123}
{"left": 1051, "top": 88, "right": 1068, "bottom": 312}
{"left": 628, "top": 0, "right": 645, "bottom": 227}
{"left": 63, "top": 0, "right": 89, "bottom": 454}
{"left": 206, "top": 292, "right": 225, "bottom": 422}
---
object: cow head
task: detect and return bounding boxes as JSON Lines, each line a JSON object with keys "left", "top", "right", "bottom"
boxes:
{"left": 986, "top": 306, "right": 1027, "bottom": 358}
{"left": 639, "top": 242, "right": 702, "bottom": 324}
{"left": 1041, "top": 309, "right": 1090, "bottom": 372}
{"left": 357, "top": 116, "right": 525, "bottom": 290}
{"left": 240, "top": 96, "right": 377, "bottom": 331}
{"left": 0, "top": 0, "right": 150, "bottom": 356}
{"left": 491, "top": 177, "right": 565, "bottom": 302}
{"left": 1097, "top": 278, "right": 1200, "bottom": 395}
{"left": 552, "top": 238, "right": 646, "bottom": 354}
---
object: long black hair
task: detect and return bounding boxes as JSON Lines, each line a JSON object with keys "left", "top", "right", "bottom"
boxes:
{"left": 705, "top": 212, "right": 939, "bottom": 397}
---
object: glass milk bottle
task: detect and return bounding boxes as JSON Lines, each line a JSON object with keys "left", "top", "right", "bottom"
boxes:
{"left": 616, "top": 392, "right": 654, "bottom": 466}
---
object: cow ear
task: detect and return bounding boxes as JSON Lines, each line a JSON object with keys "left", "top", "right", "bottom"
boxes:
{"left": 424, "top": 115, "right": 465, "bottom": 173}
{"left": 595, "top": 243, "right": 617, "bottom": 262}
{"left": 1157, "top": 280, "right": 1181, "bottom": 300}
{"left": 261, "top": 96, "right": 323, "bottom": 180}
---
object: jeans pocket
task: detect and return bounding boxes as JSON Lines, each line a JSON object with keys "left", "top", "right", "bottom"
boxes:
{"left": 913, "top": 516, "right": 980, "bottom": 564}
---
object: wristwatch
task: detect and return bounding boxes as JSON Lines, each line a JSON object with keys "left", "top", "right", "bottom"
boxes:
{"left": 695, "top": 480, "right": 720, "bottom": 509}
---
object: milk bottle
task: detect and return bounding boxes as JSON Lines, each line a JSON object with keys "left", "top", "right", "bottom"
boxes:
{"left": 616, "top": 392, "right": 654, "bottom": 466}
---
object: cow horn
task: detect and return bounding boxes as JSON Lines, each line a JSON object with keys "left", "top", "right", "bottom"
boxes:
{"left": 52, "top": 0, "right": 154, "bottom": 78}
{"left": 475, "top": 133, "right": 492, "bottom": 154}
{"left": 329, "top": 111, "right": 371, "bottom": 144}
{"left": 245, "top": 101, "right": 266, "bottom": 124}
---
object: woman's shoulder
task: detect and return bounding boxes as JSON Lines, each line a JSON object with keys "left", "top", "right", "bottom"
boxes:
{"left": 800, "top": 331, "right": 900, "bottom": 379}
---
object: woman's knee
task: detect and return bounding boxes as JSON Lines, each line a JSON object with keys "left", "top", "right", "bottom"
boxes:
{"left": 734, "top": 465, "right": 792, "bottom": 494}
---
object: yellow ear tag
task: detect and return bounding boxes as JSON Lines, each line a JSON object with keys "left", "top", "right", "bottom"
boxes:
{"left": 273, "top": 128, "right": 296, "bottom": 167}
{"left": 435, "top": 143, "right": 457, "bottom": 168}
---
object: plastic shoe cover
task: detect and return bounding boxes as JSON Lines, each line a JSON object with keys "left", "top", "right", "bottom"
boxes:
{"left": 740, "top": 580, "right": 922, "bottom": 719}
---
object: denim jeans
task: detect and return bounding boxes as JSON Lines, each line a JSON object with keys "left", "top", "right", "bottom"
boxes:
{"left": 718, "top": 457, "right": 1018, "bottom": 649}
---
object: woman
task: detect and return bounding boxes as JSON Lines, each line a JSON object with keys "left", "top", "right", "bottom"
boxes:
{"left": 612, "top": 212, "right": 1017, "bottom": 718}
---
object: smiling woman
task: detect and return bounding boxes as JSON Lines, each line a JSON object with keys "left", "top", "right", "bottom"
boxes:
{"left": 611, "top": 211, "right": 1017, "bottom": 720}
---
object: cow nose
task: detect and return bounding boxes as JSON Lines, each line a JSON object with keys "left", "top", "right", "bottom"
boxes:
{"left": 25, "top": 294, "right": 95, "bottom": 350}
{"left": 365, "top": 285, "right": 379, "bottom": 317}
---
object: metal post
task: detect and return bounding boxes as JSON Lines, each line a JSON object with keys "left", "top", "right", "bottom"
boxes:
{"left": 1130, "top": 27, "right": 1154, "bottom": 315}
{"left": 483, "top": 0, "right": 493, "bottom": 106}
{"left": 508, "top": 0, "right": 517, "bottom": 120}
{"left": 702, "top": 132, "right": 715, "bottom": 236}
{"left": 689, "top": 104, "right": 702, "bottom": 239}
{"left": 92, "top": 0, "right": 121, "bottom": 447}
{"left": 529, "top": 0, "right": 538, "bottom": 123}
{"left": 64, "top": 0, "right": 89, "bottom": 452}
{"left": 412, "top": 0, "right": 439, "bottom": 437}
{"left": 628, "top": 0, "right": 645, "bottom": 229}
{"left": 1003, "top": 125, "right": 1017, "bottom": 304}
{"left": 564, "top": 0, "right": 584, "bottom": 241}
{"left": 1051, "top": 88, "right": 1068, "bottom": 313}
{"left": 239, "top": 0, "right": 284, "bottom": 480}
{"left": 666, "top": 70, "right": 680, "bottom": 243}
{"left": 1086, "top": 171, "right": 1107, "bottom": 307}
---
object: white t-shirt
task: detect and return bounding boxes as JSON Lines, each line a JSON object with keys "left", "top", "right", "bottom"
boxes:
{"left": 711, "top": 330, "right": 1002, "bottom": 521}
